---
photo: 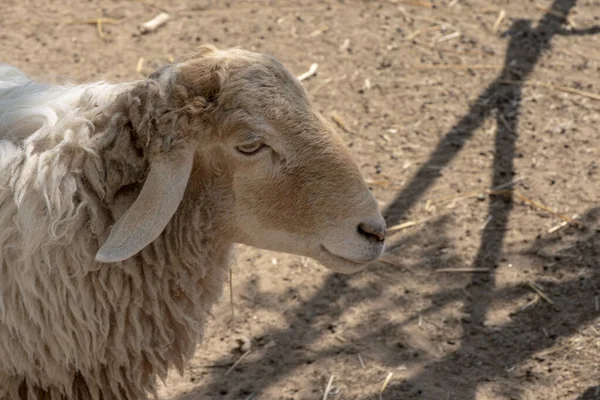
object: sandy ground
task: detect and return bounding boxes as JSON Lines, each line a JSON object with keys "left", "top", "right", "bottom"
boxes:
{"left": 2, "top": 0, "right": 600, "bottom": 399}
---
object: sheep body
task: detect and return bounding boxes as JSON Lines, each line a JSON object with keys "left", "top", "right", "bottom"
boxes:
{"left": 0, "top": 46, "right": 386, "bottom": 399}
{"left": 0, "top": 66, "right": 230, "bottom": 399}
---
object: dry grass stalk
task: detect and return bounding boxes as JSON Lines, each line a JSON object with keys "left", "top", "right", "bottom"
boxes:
{"left": 385, "top": 176, "right": 581, "bottom": 241}
{"left": 311, "top": 77, "right": 334, "bottom": 96}
{"left": 397, "top": 9, "right": 458, "bottom": 30}
{"left": 436, "top": 31, "right": 461, "bottom": 43}
{"left": 425, "top": 177, "right": 583, "bottom": 230}
{"left": 96, "top": 19, "right": 105, "bottom": 38}
{"left": 426, "top": 177, "right": 581, "bottom": 228}
{"left": 139, "top": 12, "right": 170, "bottom": 34}
{"left": 541, "top": 327, "right": 550, "bottom": 339}
{"left": 492, "top": 9, "right": 506, "bottom": 31}
{"left": 498, "top": 113, "right": 513, "bottom": 133}
{"left": 297, "top": 63, "right": 318, "bottom": 81}
{"left": 510, "top": 294, "right": 540, "bottom": 316}
{"left": 489, "top": 177, "right": 526, "bottom": 191}
{"left": 435, "top": 268, "right": 489, "bottom": 273}
{"left": 357, "top": 353, "right": 366, "bottom": 369}
{"left": 548, "top": 220, "right": 569, "bottom": 234}
{"left": 380, "top": 372, "right": 394, "bottom": 400}
{"left": 391, "top": 0, "right": 433, "bottom": 7}
{"left": 521, "top": 294, "right": 540, "bottom": 310}
{"left": 500, "top": 79, "right": 600, "bottom": 101}
{"left": 365, "top": 178, "right": 403, "bottom": 191}
{"left": 406, "top": 26, "right": 441, "bottom": 40}
{"left": 595, "top": 296, "right": 599, "bottom": 312}
{"left": 387, "top": 217, "right": 432, "bottom": 235}
{"left": 67, "top": 18, "right": 121, "bottom": 25}
{"left": 426, "top": 178, "right": 516, "bottom": 205}
{"left": 323, "top": 375, "right": 335, "bottom": 400}
{"left": 136, "top": 57, "right": 145, "bottom": 73}
{"left": 329, "top": 111, "right": 354, "bottom": 134}
{"left": 308, "top": 27, "right": 329, "bottom": 37}
{"left": 480, "top": 214, "right": 493, "bottom": 230}
{"left": 334, "top": 334, "right": 346, "bottom": 343}
{"left": 278, "top": 296, "right": 298, "bottom": 318}
{"left": 548, "top": 84, "right": 600, "bottom": 101}
{"left": 414, "top": 64, "right": 503, "bottom": 70}
{"left": 427, "top": 190, "right": 483, "bottom": 205}
{"left": 365, "top": 179, "right": 392, "bottom": 187}
{"left": 406, "top": 29, "right": 423, "bottom": 41}
{"left": 193, "top": 362, "right": 234, "bottom": 369}
{"left": 537, "top": 344, "right": 567, "bottom": 358}
{"left": 224, "top": 349, "right": 251, "bottom": 376}
{"left": 424, "top": 199, "right": 434, "bottom": 212}
{"left": 496, "top": 189, "right": 555, "bottom": 214}
{"left": 492, "top": 190, "right": 583, "bottom": 227}
{"left": 229, "top": 264, "right": 235, "bottom": 324}
{"left": 66, "top": 18, "right": 120, "bottom": 39}
{"left": 527, "top": 281, "right": 554, "bottom": 306}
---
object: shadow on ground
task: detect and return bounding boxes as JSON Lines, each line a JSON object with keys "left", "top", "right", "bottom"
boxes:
{"left": 173, "top": 1, "right": 600, "bottom": 398}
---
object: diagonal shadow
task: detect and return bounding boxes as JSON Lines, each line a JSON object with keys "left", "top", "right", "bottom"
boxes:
{"left": 170, "top": 1, "right": 600, "bottom": 398}
{"left": 170, "top": 212, "right": 600, "bottom": 399}
{"left": 380, "top": 1, "right": 600, "bottom": 398}
{"left": 383, "top": 0, "right": 596, "bottom": 226}
{"left": 261, "top": 215, "right": 600, "bottom": 398}
{"left": 576, "top": 386, "right": 600, "bottom": 400}
{"left": 170, "top": 216, "right": 459, "bottom": 399}
{"left": 302, "top": 220, "right": 599, "bottom": 398}
{"left": 380, "top": 207, "right": 600, "bottom": 399}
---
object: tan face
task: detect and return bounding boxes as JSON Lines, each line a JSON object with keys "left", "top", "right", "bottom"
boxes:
{"left": 181, "top": 47, "right": 386, "bottom": 273}
{"left": 95, "top": 45, "right": 385, "bottom": 272}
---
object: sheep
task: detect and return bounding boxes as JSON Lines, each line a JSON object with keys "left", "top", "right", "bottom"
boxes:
{"left": 0, "top": 45, "right": 386, "bottom": 400}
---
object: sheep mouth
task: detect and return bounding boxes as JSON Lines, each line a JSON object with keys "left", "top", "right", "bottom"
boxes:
{"left": 319, "top": 245, "right": 371, "bottom": 266}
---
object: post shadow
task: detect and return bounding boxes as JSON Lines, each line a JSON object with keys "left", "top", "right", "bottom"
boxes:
{"left": 576, "top": 386, "right": 600, "bottom": 400}
{"left": 171, "top": 1, "right": 600, "bottom": 398}
{"left": 381, "top": 2, "right": 600, "bottom": 397}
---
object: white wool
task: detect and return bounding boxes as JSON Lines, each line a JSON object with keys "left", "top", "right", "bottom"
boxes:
{"left": 0, "top": 66, "right": 231, "bottom": 399}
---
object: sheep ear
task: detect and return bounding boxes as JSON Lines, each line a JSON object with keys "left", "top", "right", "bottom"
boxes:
{"left": 95, "top": 145, "right": 196, "bottom": 263}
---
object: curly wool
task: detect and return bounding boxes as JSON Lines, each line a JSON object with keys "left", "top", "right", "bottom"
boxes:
{"left": 0, "top": 66, "right": 232, "bottom": 399}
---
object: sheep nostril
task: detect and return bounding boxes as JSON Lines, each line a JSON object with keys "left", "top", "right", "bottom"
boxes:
{"left": 357, "top": 222, "right": 386, "bottom": 242}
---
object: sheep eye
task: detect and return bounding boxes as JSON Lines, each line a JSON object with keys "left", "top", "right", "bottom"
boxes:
{"left": 236, "top": 141, "right": 265, "bottom": 156}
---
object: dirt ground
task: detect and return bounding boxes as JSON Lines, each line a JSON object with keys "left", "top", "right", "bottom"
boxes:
{"left": 2, "top": 0, "right": 600, "bottom": 399}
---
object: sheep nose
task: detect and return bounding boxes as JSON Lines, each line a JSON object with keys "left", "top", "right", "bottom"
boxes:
{"left": 357, "top": 221, "right": 386, "bottom": 242}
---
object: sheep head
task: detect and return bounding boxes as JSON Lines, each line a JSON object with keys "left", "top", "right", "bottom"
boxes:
{"left": 95, "top": 45, "right": 386, "bottom": 274}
